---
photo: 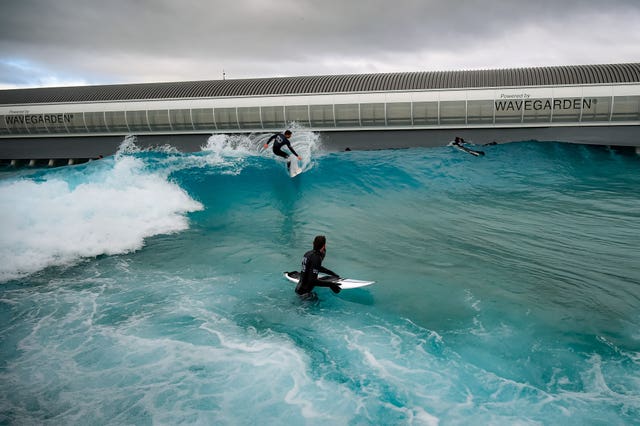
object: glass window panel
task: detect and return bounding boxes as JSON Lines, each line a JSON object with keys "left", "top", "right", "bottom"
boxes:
{"left": 105, "top": 111, "right": 128, "bottom": 132}
{"left": 494, "top": 98, "right": 525, "bottom": 123}
{"left": 7, "top": 126, "right": 30, "bottom": 134}
{"left": 580, "top": 97, "right": 611, "bottom": 122}
{"left": 467, "top": 100, "right": 493, "bottom": 124}
{"left": 386, "top": 102, "right": 412, "bottom": 126}
{"left": 66, "top": 113, "right": 87, "bottom": 133}
{"left": 334, "top": 104, "right": 359, "bottom": 127}
{"left": 521, "top": 99, "right": 551, "bottom": 123}
{"left": 84, "top": 112, "right": 108, "bottom": 132}
{"left": 360, "top": 103, "right": 385, "bottom": 126}
{"left": 238, "top": 107, "right": 261, "bottom": 129}
{"left": 50, "top": 126, "right": 70, "bottom": 134}
{"left": 3, "top": 113, "right": 77, "bottom": 134}
{"left": 611, "top": 96, "right": 640, "bottom": 121}
{"left": 31, "top": 113, "right": 71, "bottom": 133}
{"left": 193, "top": 108, "right": 216, "bottom": 130}
{"left": 3, "top": 114, "right": 29, "bottom": 134}
{"left": 169, "top": 109, "right": 193, "bottom": 130}
{"left": 439, "top": 101, "right": 466, "bottom": 125}
{"left": 285, "top": 105, "right": 309, "bottom": 126}
{"left": 309, "top": 105, "right": 334, "bottom": 127}
{"left": 147, "top": 110, "right": 171, "bottom": 131}
{"left": 23, "top": 114, "right": 49, "bottom": 133}
{"left": 261, "top": 106, "right": 285, "bottom": 129}
{"left": 412, "top": 102, "right": 438, "bottom": 125}
{"left": 213, "top": 108, "right": 237, "bottom": 130}
{"left": 0, "top": 116, "right": 9, "bottom": 135}
{"left": 39, "top": 113, "right": 70, "bottom": 134}
{"left": 126, "top": 110, "right": 150, "bottom": 131}
{"left": 551, "top": 98, "right": 582, "bottom": 123}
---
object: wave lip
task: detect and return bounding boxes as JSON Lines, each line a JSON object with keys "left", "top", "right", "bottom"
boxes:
{"left": 0, "top": 155, "right": 203, "bottom": 282}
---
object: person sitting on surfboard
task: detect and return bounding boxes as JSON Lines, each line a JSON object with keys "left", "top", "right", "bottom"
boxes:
{"left": 296, "top": 235, "right": 341, "bottom": 298}
{"left": 263, "top": 130, "right": 302, "bottom": 169}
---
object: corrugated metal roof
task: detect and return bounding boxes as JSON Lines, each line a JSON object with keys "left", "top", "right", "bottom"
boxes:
{"left": 1, "top": 63, "right": 639, "bottom": 105}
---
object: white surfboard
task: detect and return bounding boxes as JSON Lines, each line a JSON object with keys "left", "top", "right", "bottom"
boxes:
{"left": 284, "top": 271, "right": 375, "bottom": 290}
{"left": 448, "top": 141, "right": 485, "bottom": 157}
{"left": 289, "top": 159, "right": 302, "bottom": 178}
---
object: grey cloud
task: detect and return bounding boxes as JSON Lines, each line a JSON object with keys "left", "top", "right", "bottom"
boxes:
{"left": 1, "top": 0, "right": 639, "bottom": 87}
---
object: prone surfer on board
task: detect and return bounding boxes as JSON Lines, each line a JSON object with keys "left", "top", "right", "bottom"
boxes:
{"left": 450, "top": 136, "right": 485, "bottom": 156}
{"left": 263, "top": 130, "right": 302, "bottom": 170}
{"left": 296, "top": 235, "right": 341, "bottom": 299}
{"left": 452, "top": 136, "right": 466, "bottom": 147}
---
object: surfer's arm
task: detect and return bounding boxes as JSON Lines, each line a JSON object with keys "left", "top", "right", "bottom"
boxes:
{"left": 263, "top": 134, "right": 276, "bottom": 148}
{"left": 318, "top": 265, "right": 339, "bottom": 278}
{"left": 286, "top": 142, "right": 300, "bottom": 158}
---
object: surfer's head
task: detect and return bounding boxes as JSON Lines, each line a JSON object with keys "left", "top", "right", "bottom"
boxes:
{"left": 313, "top": 235, "right": 326, "bottom": 257}
{"left": 284, "top": 130, "right": 292, "bottom": 137}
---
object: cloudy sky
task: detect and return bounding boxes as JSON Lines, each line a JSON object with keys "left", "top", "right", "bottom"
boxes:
{"left": 1, "top": 0, "right": 639, "bottom": 89}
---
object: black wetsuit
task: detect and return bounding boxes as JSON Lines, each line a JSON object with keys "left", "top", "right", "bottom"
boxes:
{"left": 266, "top": 133, "right": 298, "bottom": 159}
{"left": 295, "top": 249, "right": 340, "bottom": 296}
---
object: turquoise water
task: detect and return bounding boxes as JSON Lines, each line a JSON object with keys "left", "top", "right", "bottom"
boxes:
{"left": 1, "top": 134, "right": 639, "bottom": 425}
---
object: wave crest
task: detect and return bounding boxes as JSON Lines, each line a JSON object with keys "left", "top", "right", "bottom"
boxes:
{"left": 0, "top": 155, "right": 203, "bottom": 282}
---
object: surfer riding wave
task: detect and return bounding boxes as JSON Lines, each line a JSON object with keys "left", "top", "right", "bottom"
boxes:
{"left": 264, "top": 130, "right": 302, "bottom": 170}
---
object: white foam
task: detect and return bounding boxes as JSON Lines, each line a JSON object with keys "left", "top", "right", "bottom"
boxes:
{"left": 201, "top": 133, "right": 259, "bottom": 156}
{"left": 0, "top": 155, "right": 202, "bottom": 282}
{"left": 285, "top": 126, "right": 322, "bottom": 173}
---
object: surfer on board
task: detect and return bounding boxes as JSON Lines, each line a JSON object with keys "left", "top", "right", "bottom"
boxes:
{"left": 453, "top": 136, "right": 466, "bottom": 147}
{"left": 263, "top": 130, "right": 302, "bottom": 170}
{"left": 451, "top": 136, "right": 485, "bottom": 156}
{"left": 296, "top": 235, "right": 341, "bottom": 299}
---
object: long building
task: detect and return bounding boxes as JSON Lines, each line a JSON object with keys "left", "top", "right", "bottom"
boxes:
{"left": 1, "top": 63, "right": 639, "bottom": 162}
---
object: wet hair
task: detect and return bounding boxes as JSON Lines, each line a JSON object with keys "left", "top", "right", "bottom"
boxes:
{"left": 313, "top": 235, "right": 326, "bottom": 251}
{"left": 284, "top": 130, "right": 292, "bottom": 136}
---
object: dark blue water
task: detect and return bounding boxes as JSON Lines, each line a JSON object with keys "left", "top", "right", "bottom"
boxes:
{"left": 1, "top": 134, "right": 639, "bottom": 424}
